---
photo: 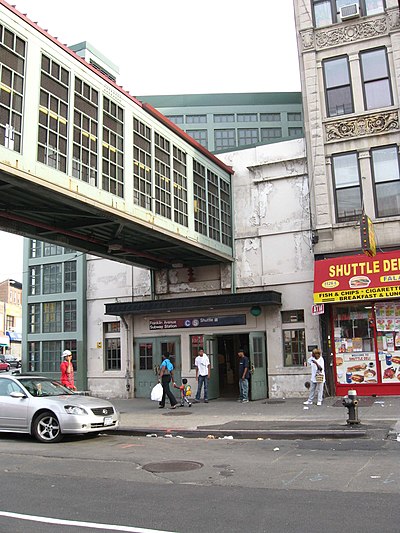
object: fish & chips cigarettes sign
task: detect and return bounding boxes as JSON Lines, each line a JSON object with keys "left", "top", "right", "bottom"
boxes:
{"left": 314, "top": 251, "right": 400, "bottom": 303}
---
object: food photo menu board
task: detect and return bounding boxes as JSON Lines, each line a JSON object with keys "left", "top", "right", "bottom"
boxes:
{"left": 375, "top": 302, "right": 400, "bottom": 331}
{"left": 376, "top": 303, "right": 400, "bottom": 383}
{"left": 335, "top": 352, "right": 377, "bottom": 385}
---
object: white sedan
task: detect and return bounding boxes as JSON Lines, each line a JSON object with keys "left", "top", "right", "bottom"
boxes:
{"left": 0, "top": 374, "right": 120, "bottom": 443}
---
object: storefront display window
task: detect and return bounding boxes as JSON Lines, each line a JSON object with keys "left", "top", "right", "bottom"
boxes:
{"left": 333, "top": 302, "right": 400, "bottom": 388}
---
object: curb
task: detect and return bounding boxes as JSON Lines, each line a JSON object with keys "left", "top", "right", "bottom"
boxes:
{"left": 114, "top": 427, "right": 368, "bottom": 440}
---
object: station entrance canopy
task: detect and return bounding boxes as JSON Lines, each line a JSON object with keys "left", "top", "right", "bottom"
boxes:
{"left": 0, "top": 1, "right": 234, "bottom": 270}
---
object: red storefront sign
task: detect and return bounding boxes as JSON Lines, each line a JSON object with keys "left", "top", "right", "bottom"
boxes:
{"left": 314, "top": 251, "right": 400, "bottom": 303}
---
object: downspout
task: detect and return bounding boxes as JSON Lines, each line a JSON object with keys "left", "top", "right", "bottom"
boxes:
{"left": 120, "top": 315, "right": 132, "bottom": 397}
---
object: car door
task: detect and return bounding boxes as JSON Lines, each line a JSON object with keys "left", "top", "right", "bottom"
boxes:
{"left": 0, "top": 378, "right": 29, "bottom": 430}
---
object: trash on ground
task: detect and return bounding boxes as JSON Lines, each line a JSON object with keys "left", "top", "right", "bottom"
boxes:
{"left": 146, "top": 433, "right": 158, "bottom": 438}
{"left": 164, "top": 434, "right": 173, "bottom": 438}
{"left": 222, "top": 435, "right": 233, "bottom": 439}
{"left": 257, "top": 437, "right": 264, "bottom": 440}
{"left": 273, "top": 447, "right": 280, "bottom": 451}
{"left": 207, "top": 434, "right": 216, "bottom": 439}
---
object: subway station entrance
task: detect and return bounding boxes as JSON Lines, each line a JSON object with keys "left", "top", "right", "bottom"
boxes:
{"left": 195, "top": 332, "right": 268, "bottom": 401}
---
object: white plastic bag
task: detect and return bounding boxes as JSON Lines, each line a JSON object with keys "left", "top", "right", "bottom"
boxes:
{"left": 151, "top": 382, "right": 163, "bottom": 402}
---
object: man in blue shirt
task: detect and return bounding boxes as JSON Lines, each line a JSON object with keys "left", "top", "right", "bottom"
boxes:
{"left": 238, "top": 349, "right": 250, "bottom": 403}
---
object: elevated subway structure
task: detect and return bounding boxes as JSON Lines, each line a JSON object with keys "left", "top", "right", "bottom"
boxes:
{"left": 0, "top": 1, "right": 234, "bottom": 270}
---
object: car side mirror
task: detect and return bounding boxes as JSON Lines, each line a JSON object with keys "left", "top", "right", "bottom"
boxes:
{"left": 10, "top": 391, "right": 27, "bottom": 399}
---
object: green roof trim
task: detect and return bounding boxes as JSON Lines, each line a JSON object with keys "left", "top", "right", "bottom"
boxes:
{"left": 138, "top": 92, "right": 302, "bottom": 108}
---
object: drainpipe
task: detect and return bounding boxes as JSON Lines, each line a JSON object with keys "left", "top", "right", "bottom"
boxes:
{"left": 120, "top": 315, "right": 132, "bottom": 397}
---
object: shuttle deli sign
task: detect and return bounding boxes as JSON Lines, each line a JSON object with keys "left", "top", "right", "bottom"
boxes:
{"left": 149, "top": 315, "right": 246, "bottom": 330}
{"left": 314, "top": 251, "right": 400, "bottom": 303}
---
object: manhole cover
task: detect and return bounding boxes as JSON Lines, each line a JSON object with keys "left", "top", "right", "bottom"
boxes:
{"left": 163, "top": 411, "right": 192, "bottom": 416}
{"left": 143, "top": 461, "right": 203, "bottom": 473}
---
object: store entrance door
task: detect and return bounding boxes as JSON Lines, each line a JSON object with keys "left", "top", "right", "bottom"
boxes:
{"left": 249, "top": 331, "right": 268, "bottom": 400}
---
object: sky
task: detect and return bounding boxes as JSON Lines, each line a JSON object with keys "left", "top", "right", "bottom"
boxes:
{"left": 0, "top": 0, "right": 301, "bottom": 282}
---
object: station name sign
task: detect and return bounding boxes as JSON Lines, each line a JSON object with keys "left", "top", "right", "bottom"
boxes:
{"left": 314, "top": 251, "right": 400, "bottom": 303}
{"left": 149, "top": 315, "right": 246, "bottom": 330}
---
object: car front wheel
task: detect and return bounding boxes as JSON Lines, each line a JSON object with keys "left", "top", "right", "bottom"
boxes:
{"left": 32, "top": 411, "right": 63, "bottom": 443}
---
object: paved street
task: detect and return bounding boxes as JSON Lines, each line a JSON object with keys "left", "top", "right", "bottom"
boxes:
{"left": 0, "top": 428, "right": 399, "bottom": 532}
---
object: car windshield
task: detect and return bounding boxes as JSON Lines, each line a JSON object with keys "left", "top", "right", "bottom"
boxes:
{"left": 18, "top": 378, "right": 73, "bottom": 397}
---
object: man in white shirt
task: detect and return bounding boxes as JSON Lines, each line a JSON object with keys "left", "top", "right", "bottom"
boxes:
{"left": 194, "top": 348, "right": 211, "bottom": 403}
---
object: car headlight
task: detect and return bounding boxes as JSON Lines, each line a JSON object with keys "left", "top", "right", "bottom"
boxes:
{"left": 64, "top": 405, "right": 88, "bottom": 415}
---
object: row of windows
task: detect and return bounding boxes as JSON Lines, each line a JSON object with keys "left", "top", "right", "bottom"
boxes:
{"left": 1, "top": 27, "right": 232, "bottom": 248}
{"left": 0, "top": 23, "right": 26, "bottom": 152}
{"left": 28, "top": 260, "right": 77, "bottom": 295}
{"left": 332, "top": 144, "right": 400, "bottom": 222}
{"left": 202, "top": 127, "right": 303, "bottom": 151}
{"left": 28, "top": 300, "right": 77, "bottom": 333}
{"left": 323, "top": 47, "right": 392, "bottom": 118}
{"left": 313, "top": 0, "right": 385, "bottom": 28}
{"left": 166, "top": 112, "right": 302, "bottom": 125}
{"left": 27, "top": 339, "right": 76, "bottom": 373}
{"left": 29, "top": 239, "right": 75, "bottom": 258}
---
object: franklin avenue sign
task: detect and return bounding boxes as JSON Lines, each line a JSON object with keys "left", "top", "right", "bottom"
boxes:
{"left": 149, "top": 315, "right": 246, "bottom": 330}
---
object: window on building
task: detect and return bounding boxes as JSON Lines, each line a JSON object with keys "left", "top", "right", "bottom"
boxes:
{"left": 332, "top": 152, "right": 362, "bottom": 222}
{"left": 238, "top": 128, "right": 259, "bottom": 146}
{"left": 105, "top": 338, "right": 121, "bottom": 370}
{"left": 64, "top": 260, "right": 77, "bottom": 292}
{"left": 102, "top": 96, "right": 124, "bottom": 197}
{"left": 288, "top": 127, "right": 303, "bottom": 137}
{"left": 133, "top": 117, "right": 152, "bottom": 210}
{"left": 283, "top": 329, "right": 306, "bottom": 366}
{"left": 43, "top": 243, "right": 63, "bottom": 256}
{"left": 64, "top": 339, "right": 77, "bottom": 364}
{"left": 360, "top": 48, "right": 393, "bottom": 110}
{"left": 43, "top": 263, "right": 62, "bottom": 294}
{"left": 6, "top": 315, "right": 14, "bottom": 330}
{"left": 214, "top": 129, "right": 236, "bottom": 150}
{"left": 313, "top": 1, "right": 385, "bottom": 27}
{"left": 220, "top": 179, "right": 232, "bottom": 247}
{"left": 29, "top": 239, "right": 42, "bottom": 258}
{"left": 28, "top": 266, "right": 41, "bottom": 296}
{"left": 186, "top": 115, "right": 207, "bottom": 124}
{"left": 0, "top": 23, "right": 26, "bottom": 152}
{"left": 282, "top": 310, "right": 305, "bottom": 323}
{"left": 64, "top": 300, "right": 77, "bottom": 332}
{"left": 42, "top": 340, "right": 61, "bottom": 372}
{"left": 72, "top": 77, "right": 98, "bottom": 186}
{"left": 371, "top": 146, "right": 400, "bottom": 218}
{"left": 37, "top": 54, "right": 69, "bottom": 172}
{"left": 173, "top": 146, "right": 188, "bottom": 226}
{"left": 287, "top": 112, "right": 302, "bottom": 121}
{"left": 42, "top": 301, "right": 62, "bottom": 333}
{"left": 190, "top": 335, "right": 204, "bottom": 368}
{"left": 28, "top": 341, "right": 40, "bottom": 372}
{"left": 28, "top": 303, "right": 40, "bottom": 334}
{"left": 139, "top": 342, "right": 153, "bottom": 370}
{"left": 323, "top": 56, "right": 353, "bottom": 117}
{"left": 260, "top": 128, "right": 281, "bottom": 141}
{"left": 207, "top": 170, "right": 220, "bottom": 242}
{"left": 260, "top": 113, "right": 281, "bottom": 122}
{"left": 187, "top": 129, "right": 208, "bottom": 149}
{"left": 213, "top": 114, "right": 234, "bottom": 123}
{"left": 154, "top": 132, "right": 171, "bottom": 219}
{"left": 193, "top": 160, "right": 207, "bottom": 236}
{"left": 237, "top": 113, "right": 257, "bottom": 122}
{"left": 104, "top": 322, "right": 121, "bottom": 372}
{"left": 166, "top": 115, "right": 184, "bottom": 124}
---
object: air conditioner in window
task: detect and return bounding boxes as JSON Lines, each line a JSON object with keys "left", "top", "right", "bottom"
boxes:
{"left": 339, "top": 3, "right": 360, "bottom": 20}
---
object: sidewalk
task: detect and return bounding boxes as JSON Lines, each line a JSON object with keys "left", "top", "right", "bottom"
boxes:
{"left": 110, "top": 395, "right": 400, "bottom": 440}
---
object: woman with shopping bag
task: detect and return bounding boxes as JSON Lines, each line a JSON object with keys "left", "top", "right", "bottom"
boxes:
{"left": 158, "top": 353, "right": 178, "bottom": 409}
